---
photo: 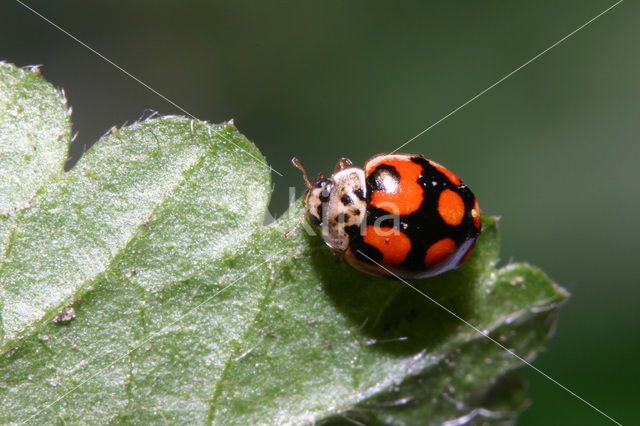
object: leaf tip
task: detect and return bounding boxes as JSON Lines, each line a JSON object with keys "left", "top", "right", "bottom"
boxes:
{"left": 224, "top": 118, "right": 238, "bottom": 131}
{"left": 22, "top": 63, "right": 43, "bottom": 74}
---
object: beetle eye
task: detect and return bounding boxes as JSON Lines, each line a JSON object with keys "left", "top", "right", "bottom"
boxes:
{"left": 314, "top": 179, "right": 332, "bottom": 201}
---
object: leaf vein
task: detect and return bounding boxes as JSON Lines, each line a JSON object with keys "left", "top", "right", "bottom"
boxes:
{"left": 0, "top": 124, "right": 216, "bottom": 355}
{"left": 207, "top": 257, "right": 278, "bottom": 424}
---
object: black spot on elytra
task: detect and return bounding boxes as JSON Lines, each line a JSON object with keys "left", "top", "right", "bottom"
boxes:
{"left": 353, "top": 187, "right": 366, "bottom": 201}
{"left": 341, "top": 194, "right": 352, "bottom": 205}
{"left": 368, "top": 165, "right": 400, "bottom": 192}
{"left": 348, "top": 232, "right": 383, "bottom": 265}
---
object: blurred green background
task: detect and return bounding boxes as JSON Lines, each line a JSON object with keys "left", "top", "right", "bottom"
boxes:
{"left": 2, "top": 1, "right": 637, "bottom": 424}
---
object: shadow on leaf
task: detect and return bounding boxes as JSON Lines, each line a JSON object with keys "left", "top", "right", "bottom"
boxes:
{"left": 306, "top": 232, "right": 475, "bottom": 356}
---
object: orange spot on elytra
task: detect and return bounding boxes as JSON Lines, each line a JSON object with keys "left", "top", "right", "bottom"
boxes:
{"left": 438, "top": 189, "right": 465, "bottom": 226}
{"left": 425, "top": 238, "right": 456, "bottom": 266}
{"left": 368, "top": 158, "right": 423, "bottom": 215}
{"left": 363, "top": 225, "right": 411, "bottom": 265}
{"left": 429, "top": 160, "right": 461, "bottom": 186}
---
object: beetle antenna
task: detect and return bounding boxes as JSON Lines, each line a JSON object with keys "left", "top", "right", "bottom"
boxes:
{"left": 284, "top": 210, "right": 310, "bottom": 238}
{"left": 291, "top": 157, "right": 313, "bottom": 189}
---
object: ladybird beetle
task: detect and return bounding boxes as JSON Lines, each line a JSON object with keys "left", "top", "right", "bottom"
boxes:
{"left": 291, "top": 153, "right": 481, "bottom": 279}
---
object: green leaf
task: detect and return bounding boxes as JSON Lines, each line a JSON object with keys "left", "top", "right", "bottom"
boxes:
{"left": 0, "top": 62, "right": 71, "bottom": 215}
{"left": 0, "top": 62, "right": 72, "bottom": 343}
{"left": 0, "top": 62, "right": 568, "bottom": 424}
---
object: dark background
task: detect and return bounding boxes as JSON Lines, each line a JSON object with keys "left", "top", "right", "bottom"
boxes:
{"left": 2, "top": 1, "right": 637, "bottom": 424}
